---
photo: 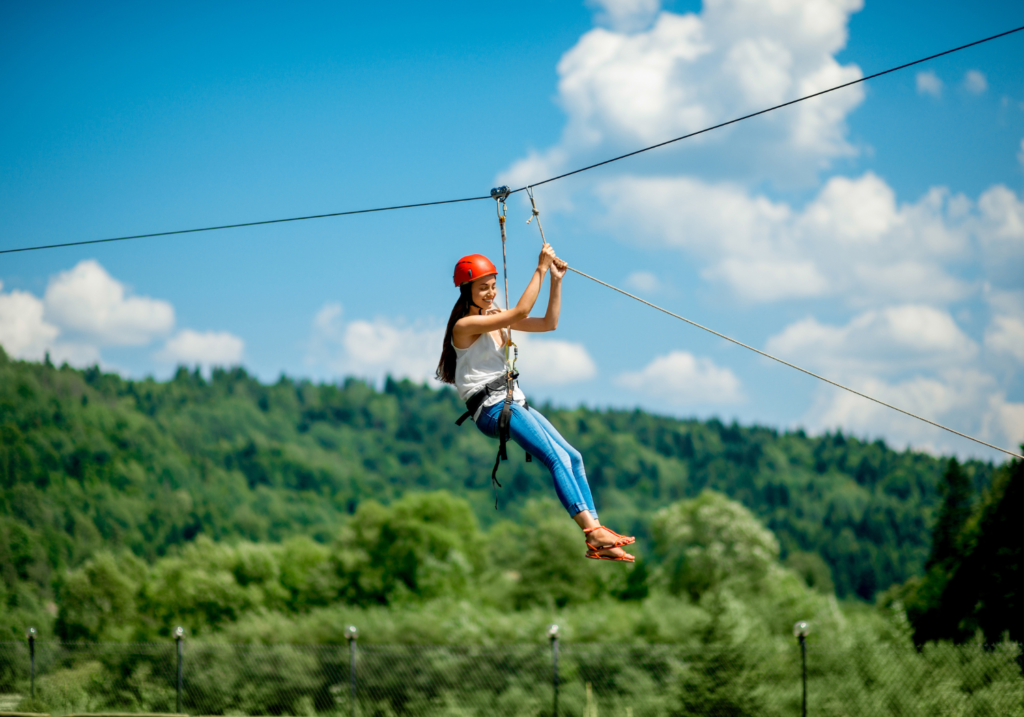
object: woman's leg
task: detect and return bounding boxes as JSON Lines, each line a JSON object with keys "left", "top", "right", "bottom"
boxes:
{"left": 476, "top": 402, "right": 631, "bottom": 558}
{"left": 526, "top": 408, "right": 597, "bottom": 519}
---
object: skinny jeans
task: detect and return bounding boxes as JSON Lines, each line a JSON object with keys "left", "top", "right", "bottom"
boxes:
{"left": 476, "top": 402, "right": 598, "bottom": 519}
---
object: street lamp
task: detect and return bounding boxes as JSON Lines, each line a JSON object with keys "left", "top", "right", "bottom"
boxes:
{"left": 26, "top": 628, "right": 36, "bottom": 701}
{"left": 793, "top": 621, "right": 810, "bottom": 717}
{"left": 345, "top": 626, "right": 358, "bottom": 717}
{"left": 174, "top": 627, "right": 185, "bottom": 713}
{"left": 548, "top": 625, "right": 560, "bottom": 717}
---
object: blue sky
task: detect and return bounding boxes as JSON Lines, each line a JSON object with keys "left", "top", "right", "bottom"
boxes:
{"left": 2, "top": 0, "right": 1023, "bottom": 461}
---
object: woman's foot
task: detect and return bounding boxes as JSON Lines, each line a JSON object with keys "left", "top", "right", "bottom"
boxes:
{"left": 583, "top": 526, "right": 635, "bottom": 561}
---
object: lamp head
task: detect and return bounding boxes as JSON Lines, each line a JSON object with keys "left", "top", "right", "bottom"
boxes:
{"left": 547, "top": 624, "right": 559, "bottom": 640}
{"left": 174, "top": 626, "right": 185, "bottom": 640}
{"left": 26, "top": 627, "right": 36, "bottom": 640}
{"left": 345, "top": 625, "right": 359, "bottom": 641}
{"left": 792, "top": 621, "right": 811, "bottom": 639}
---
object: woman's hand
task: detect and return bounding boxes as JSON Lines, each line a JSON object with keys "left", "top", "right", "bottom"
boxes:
{"left": 538, "top": 243, "right": 556, "bottom": 272}
{"left": 551, "top": 257, "right": 567, "bottom": 281}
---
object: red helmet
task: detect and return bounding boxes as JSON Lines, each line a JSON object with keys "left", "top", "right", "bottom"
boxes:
{"left": 453, "top": 254, "right": 497, "bottom": 287}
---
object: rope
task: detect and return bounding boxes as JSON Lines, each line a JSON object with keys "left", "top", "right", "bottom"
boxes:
{"left": 4, "top": 24, "right": 1022, "bottom": 257}
{"left": 493, "top": 190, "right": 518, "bottom": 370}
{"left": 565, "top": 266, "right": 1023, "bottom": 461}
{"left": 526, "top": 186, "right": 548, "bottom": 245}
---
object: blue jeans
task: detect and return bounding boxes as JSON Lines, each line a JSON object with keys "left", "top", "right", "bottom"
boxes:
{"left": 476, "top": 402, "right": 598, "bottom": 519}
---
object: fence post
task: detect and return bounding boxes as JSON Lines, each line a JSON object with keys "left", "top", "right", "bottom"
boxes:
{"left": 26, "top": 627, "right": 36, "bottom": 701}
{"left": 174, "top": 626, "right": 185, "bottom": 713}
{"left": 793, "top": 621, "right": 810, "bottom": 717}
{"left": 548, "top": 624, "right": 559, "bottom": 717}
{"left": 345, "top": 625, "right": 358, "bottom": 717}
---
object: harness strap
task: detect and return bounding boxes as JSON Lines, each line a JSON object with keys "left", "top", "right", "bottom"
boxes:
{"left": 454, "top": 370, "right": 532, "bottom": 508}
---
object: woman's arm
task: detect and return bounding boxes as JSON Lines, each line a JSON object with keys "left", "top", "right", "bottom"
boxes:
{"left": 512, "top": 258, "right": 565, "bottom": 333}
{"left": 453, "top": 244, "right": 555, "bottom": 338}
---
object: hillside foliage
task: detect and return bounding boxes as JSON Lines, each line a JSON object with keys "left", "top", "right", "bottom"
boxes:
{"left": 0, "top": 348, "right": 1004, "bottom": 640}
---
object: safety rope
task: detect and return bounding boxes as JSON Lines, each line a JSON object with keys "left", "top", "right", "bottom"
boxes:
{"left": 5, "top": 24, "right": 1021, "bottom": 257}
{"left": 566, "top": 265, "right": 1024, "bottom": 461}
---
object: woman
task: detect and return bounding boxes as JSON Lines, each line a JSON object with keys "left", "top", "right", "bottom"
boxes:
{"left": 436, "top": 243, "right": 635, "bottom": 562}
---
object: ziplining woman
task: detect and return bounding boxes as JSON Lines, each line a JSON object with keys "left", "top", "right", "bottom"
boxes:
{"left": 436, "top": 243, "right": 635, "bottom": 562}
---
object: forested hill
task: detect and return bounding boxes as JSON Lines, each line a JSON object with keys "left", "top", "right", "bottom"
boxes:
{"left": 0, "top": 349, "right": 994, "bottom": 611}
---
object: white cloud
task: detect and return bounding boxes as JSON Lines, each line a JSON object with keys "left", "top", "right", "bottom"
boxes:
{"left": 0, "top": 281, "right": 59, "bottom": 361}
{"left": 502, "top": 0, "right": 865, "bottom": 190}
{"left": 765, "top": 305, "right": 978, "bottom": 376}
{"left": 1, "top": 262, "right": 243, "bottom": 373}
{"left": 624, "top": 271, "right": 661, "bottom": 293}
{"left": 308, "top": 302, "right": 443, "bottom": 384}
{"left": 588, "top": 0, "right": 661, "bottom": 33}
{"left": 599, "top": 172, "right": 981, "bottom": 304}
{"left": 156, "top": 329, "right": 244, "bottom": 367}
{"left": 963, "top": 70, "right": 987, "bottom": 95}
{"left": 805, "top": 369, "right": 1024, "bottom": 459}
{"left": 513, "top": 334, "right": 598, "bottom": 385}
{"left": 307, "top": 303, "right": 598, "bottom": 387}
{"left": 985, "top": 315, "right": 1024, "bottom": 363}
{"left": 916, "top": 70, "right": 942, "bottom": 98}
{"left": 617, "top": 350, "right": 743, "bottom": 404}
{"left": 43, "top": 260, "right": 174, "bottom": 345}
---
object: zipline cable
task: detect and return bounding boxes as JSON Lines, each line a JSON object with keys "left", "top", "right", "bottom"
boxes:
{"left": 0, "top": 195, "right": 489, "bottom": 255}
{"left": 3, "top": 23, "right": 1023, "bottom": 256}
{"left": 565, "top": 264, "right": 1024, "bottom": 461}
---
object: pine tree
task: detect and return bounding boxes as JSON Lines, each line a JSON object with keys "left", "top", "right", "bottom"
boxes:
{"left": 926, "top": 458, "right": 972, "bottom": 571}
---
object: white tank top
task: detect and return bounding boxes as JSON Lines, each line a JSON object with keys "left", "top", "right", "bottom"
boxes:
{"left": 453, "top": 329, "right": 526, "bottom": 420}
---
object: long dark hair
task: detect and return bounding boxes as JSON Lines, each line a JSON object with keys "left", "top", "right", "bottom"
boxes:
{"left": 436, "top": 284, "right": 474, "bottom": 384}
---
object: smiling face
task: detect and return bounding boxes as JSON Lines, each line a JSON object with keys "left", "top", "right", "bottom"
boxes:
{"left": 470, "top": 275, "right": 497, "bottom": 311}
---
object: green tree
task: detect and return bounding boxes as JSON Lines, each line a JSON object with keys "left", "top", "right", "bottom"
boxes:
{"left": 652, "top": 491, "right": 779, "bottom": 600}
{"left": 55, "top": 552, "right": 145, "bottom": 641}
{"left": 333, "top": 491, "right": 483, "bottom": 605}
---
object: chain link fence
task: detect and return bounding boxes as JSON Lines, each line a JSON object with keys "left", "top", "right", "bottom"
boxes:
{"left": 1, "top": 638, "right": 1021, "bottom": 716}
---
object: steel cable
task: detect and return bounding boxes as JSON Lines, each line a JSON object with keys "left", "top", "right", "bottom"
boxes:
{"left": 3, "top": 25, "right": 1022, "bottom": 256}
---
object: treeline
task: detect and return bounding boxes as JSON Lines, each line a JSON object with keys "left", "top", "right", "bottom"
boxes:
{"left": 890, "top": 457, "right": 1023, "bottom": 648}
{"left": 0, "top": 348, "right": 1001, "bottom": 639}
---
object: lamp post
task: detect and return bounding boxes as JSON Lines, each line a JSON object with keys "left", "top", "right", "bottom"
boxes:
{"left": 793, "top": 621, "right": 811, "bottom": 717}
{"left": 548, "top": 624, "right": 560, "bottom": 717}
{"left": 345, "top": 625, "right": 359, "bottom": 717}
{"left": 26, "top": 628, "right": 36, "bottom": 702}
{"left": 174, "top": 626, "right": 185, "bottom": 713}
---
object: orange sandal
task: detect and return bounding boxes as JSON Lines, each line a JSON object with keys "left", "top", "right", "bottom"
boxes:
{"left": 582, "top": 525, "right": 636, "bottom": 552}
{"left": 585, "top": 548, "right": 635, "bottom": 562}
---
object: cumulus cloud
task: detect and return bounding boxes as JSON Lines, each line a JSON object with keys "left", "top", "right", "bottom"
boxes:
{"left": 308, "top": 303, "right": 443, "bottom": 384}
{"left": 765, "top": 305, "right": 978, "bottom": 376}
{"left": 155, "top": 330, "right": 244, "bottom": 367}
{"left": 985, "top": 315, "right": 1024, "bottom": 363}
{"left": 588, "top": 0, "right": 661, "bottom": 33}
{"left": 0, "top": 282, "right": 59, "bottom": 361}
{"left": 617, "top": 350, "right": 743, "bottom": 404}
{"left": 43, "top": 260, "right": 174, "bottom": 345}
{"left": 502, "top": 0, "right": 865, "bottom": 190}
{"left": 513, "top": 333, "right": 598, "bottom": 385}
{"left": 916, "top": 70, "right": 942, "bottom": 98}
{"left": 0, "top": 261, "right": 239, "bottom": 373}
{"left": 624, "top": 271, "right": 662, "bottom": 293}
{"left": 805, "top": 369, "right": 1024, "bottom": 459}
{"left": 963, "top": 70, "right": 987, "bottom": 95}
{"left": 598, "top": 172, "right": 992, "bottom": 305}
{"left": 307, "top": 303, "right": 598, "bottom": 387}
